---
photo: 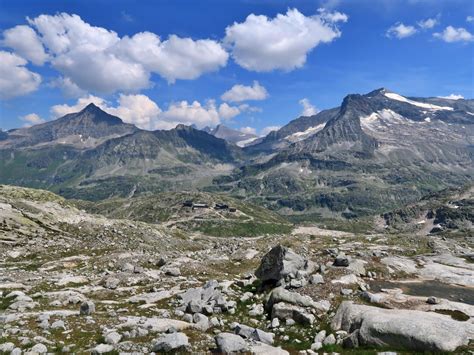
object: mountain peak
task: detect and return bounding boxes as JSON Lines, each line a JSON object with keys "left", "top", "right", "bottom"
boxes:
{"left": 81, "top": 103, "right": 103, "bottom": 114}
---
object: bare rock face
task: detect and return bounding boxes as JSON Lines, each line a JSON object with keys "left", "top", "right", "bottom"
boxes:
{"left": 332, "top": 301, "right": 474, "bottom": 352}
{"left": 255, "top": 245, "right": 308, "bottom": 283}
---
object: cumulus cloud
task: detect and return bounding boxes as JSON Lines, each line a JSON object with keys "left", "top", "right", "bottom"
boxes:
{"left": 438, "top": 94, "right": 464, "bottom": 100}
{"left": 0, "top": 13, "right": 229, "bottom": 94}
{"left": 218, "top": 103, "right": 241, "bottom": 119}
{"left": 159, "top": 100, "right": 221, "bottom": 129}
{"left": 299, "top": 98, "right": 318, "bottom": 116}
{"left": 386, "top": 23, "right": 417, "bottom": 39}
{"left": 108, "top": 94, "right": 162, "bottom": 130}
{"left": 2, "top": 25, "right": 48, "bottom": 65}
{"left": 240, "top": 126, "right": 257, "bottom": 135}
{"left": 224, "top": 8, "right": 346, "bottom": 72}
{"left": 221, "top": 81, "right": 268, "bottom": 102}
{"left": 0, "top": 51, "right": 42, "bottom": 99}
{"left": 467, "top": 16, "right": 474, "bottom": 23}
{"left": 417, "top": 17, "right": 439, "bottom": 30}
{"left": 260, "top": 125, "right": 281, "bottom": 136}
{"left": 50, "top": 77, "right": 87, "bottom": 98}
{"left": 317, "top": 8, "right": 348, "bottom": 23}
{"left": 21, "top": 113, "right": 45, "bottom": 126}
{"left": 433, "top": 26, "right": 474, "bottom": 42}
{"left": 116, "top": 32, "right": 228, "bottom": 83}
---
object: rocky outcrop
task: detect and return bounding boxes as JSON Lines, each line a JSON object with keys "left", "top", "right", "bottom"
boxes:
{"left": 255, "top": 245, "right": 313, "bottom": 283}
{"left": 332, "top": 301, "right": 474, "bottom": 352}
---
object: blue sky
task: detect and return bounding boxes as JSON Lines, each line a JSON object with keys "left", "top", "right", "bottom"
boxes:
{"left": 0, "top": 0, "right": 473, "bottom": 133}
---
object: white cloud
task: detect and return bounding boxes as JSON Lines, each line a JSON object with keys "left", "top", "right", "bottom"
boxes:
{"left": 2, "top": 25, "right": 48, "bottom": 65}
{"left": 299, "top": 98, "right": 318, "bottom": 116}
{"left": 7, "top": 13, "right": 228, "bottom": 94}
{"left": 159, "top": 100, "right": 221, "bottom": 129}
{"left": 260, "top": 125, "right": 281, "bottom": 136}
{"left": 49, "top": 94, "right": 246, "bottom": 130}
{"left": 386, "top": 23, "right": 417, "bottom": 39}
{"left": 50, "top": 76, "right": 87, "bottom": 97}
{"left": 108, "top": 94, "right": 162, "bottom": 130}
{"left": 117, "top": 32, "right": 228, "bottom": 83}
{"left": 221, "top": 81, "right": 268, "bottom": 102}
{"left": 224, "top": 8, "right": 346, "bottom": 72}
{"left": 240, "top": 126, "right": 257, "bottom": 135}
{"left": 317, "top": 8, "right": 348, "bottom": 23}
{"left": 433, "top": 26, "right": 474, "bottom": 42}
{"left": 0, "top": 51, "right": 42, "bottom": 100}
{"left": 218, "top": 103, "right": 241, "bottom": 120}
{"left": 467, "top": 16, "right": 474, "bottom": 23}
{"left": 417, "top": 17, "right": 438, "bottom": 30}
{"left": 438, "top": 94, "right": 464, "bottom": 100}
{"left": 21, "top": 113, "right": 45, "bottom": 126}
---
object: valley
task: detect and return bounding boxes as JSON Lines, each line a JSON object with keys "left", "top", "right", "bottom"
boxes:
{"left": 0, "top": 88, "right": 473, "bottom": 354}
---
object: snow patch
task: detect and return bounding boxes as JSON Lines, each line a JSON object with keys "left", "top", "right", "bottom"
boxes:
{"left": 285, "top": 123, "right": 326, "bottom": 142}
{"left": 424, "top": 117, "right": 431, "bottom": 123}
{"left": 384, "top": 92, "right": 454, "bottom": 111}
{"left": 236, "top": 137, "right": 259, "bottom": 147}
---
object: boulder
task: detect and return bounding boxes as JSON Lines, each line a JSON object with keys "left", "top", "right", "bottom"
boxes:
{"left": 332, "top": 301, "right": 474, "bottom": 352}
{"left": 80, "top": 301, "right": 95, "bottom": 315}
{"left": 215, "top": 332, "right": 248, "bottom": 353}
{"left": 152, "top": 332, "right": 189, "bottom": 352}
{"left": 334, "top": 253, "right": 350, "bottom": 267}
{"left": 249, "top": 342, "right": 289, "bottom": 355}
{"left": 271, "top": 302, "right": 315, "bottom": 325}
{"left": 266, "top": 287, "right": 329, "bottom": 312}
{"left": 91, "top": 344, "right": 114, "bottom": 354}
{"left": 256, "top": 245, "right": 309, "bottom": 283}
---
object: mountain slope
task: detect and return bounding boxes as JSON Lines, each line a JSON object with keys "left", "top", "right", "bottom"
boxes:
{"left": 209, "top": 124, "right": 258, "bottom": 147}
{"left": 0, "top": 106, "right": 243, "bottom": 200}
{"left": 0, "top": 103, "right": 138, "bottom": 149}
{"left": 211, "top": 89, "right": 474, "bottom": 218}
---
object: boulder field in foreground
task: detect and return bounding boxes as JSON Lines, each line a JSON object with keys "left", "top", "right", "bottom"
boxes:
{"left": 332, "top": 301, "right": 474, "bottom": 352}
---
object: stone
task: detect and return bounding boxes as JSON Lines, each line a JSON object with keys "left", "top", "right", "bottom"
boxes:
{"left": 253, "top": 328, "right": 274, "bottom": 345}
{"left": 164, "top": 267, "right": 181, "bottom": 277}
{"left": 31, "top": 343, "right": 48, "bottom": 354}
{"left": 334, "top": 254, "right": 350, "bottom": 267}
{"left": 314, "top": 330, "right": 326, "bottom": 343}
{"left": 104, "top": 331, "right": 122, "bottom": 345}
{"left": 250, "top": 342, "right": 289, "bottom": 355}
{"left": 309, "top": 274, "right": 324, "bottom": 284}
{"left": 105, "top": 277, "right": 120, "bottom": 290}
{"left": 152, "top": 332, "right": 189, "bottom": 352}
{"left": 193, "top": 313, "right": 210, "bottom": 331}
{"left": 332, "top": 301, "right": 474, "bottom": 352}
{"left": 0, "top": 343, "right": 15, "bottom": 353}
{"left": 80, "top": 301, "right": 95, "bottom": 315}
{"left": 266, "top": 287, "right": 328, "bottom": 312}
{"left": 91, "top": 344, "right": 114, "bottom": 354}
{"left": 215, "top": 332, "right": 248, "bottom": 353}
{"left": 256, "top": 245, "right": 308, "bottom": 283}
{"left": 323, "top": 334, "right": 336, "bottom": 346}
{"left": 270, "top": 318, "right": 280, "bottom": 328}
{"left": 427, "top": 296, "right": 439, "bottom": 305}
{"left": 51, "top": 320, "right": 66, "bottom": 330}
{"left": 249, "top": 303, "right": 264, "bottom": 316}
{"left": 311, "top": 342, "right": 322, "bottom": 351}
{"left": 271, "top": 302, "right": 315, "bottom": 325}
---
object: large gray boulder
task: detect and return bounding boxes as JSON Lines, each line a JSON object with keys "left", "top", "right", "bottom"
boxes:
{"left": 256, "top": 245, "right": 309, "bottom": 282}
{"left": 215, "top": 332, "right": 248, "bottom": 353}
{"left": 152, "top": 332, "right": 189, "bottom": 352}
{"left": 332, "top": 301, "right": 474, "bottom": 352}
{"left": 271, "top": 302, "right": 315, "bottom": 325}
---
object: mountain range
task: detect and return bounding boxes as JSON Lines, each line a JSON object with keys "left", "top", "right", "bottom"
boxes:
{"left": 1, "top": 88, "right": 473, "bottom": 218}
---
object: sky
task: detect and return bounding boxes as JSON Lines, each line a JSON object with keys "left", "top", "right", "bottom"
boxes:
{"left": 0, "top": 0, "right": 473, "bottom": 134}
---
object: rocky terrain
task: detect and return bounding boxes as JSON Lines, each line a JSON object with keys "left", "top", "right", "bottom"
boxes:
{"left": 1, "top": 184, "right": 473, "bottom": 354}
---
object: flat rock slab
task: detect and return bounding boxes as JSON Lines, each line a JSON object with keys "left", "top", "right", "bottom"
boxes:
{"left": 332, "top": 301, "right": 474, "bottom": 352}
